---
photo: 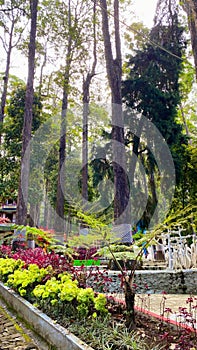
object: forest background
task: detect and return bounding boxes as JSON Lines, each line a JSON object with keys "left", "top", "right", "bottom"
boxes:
{"left": 0, "top": 0, "right": 196, "bottom": 238}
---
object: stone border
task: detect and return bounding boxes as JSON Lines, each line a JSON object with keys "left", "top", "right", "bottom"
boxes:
{"left": 0, "top": 282, "right": 94, "bottom": 350}
{"left": 93, "top": 269, "right": 197, "bottom": 294}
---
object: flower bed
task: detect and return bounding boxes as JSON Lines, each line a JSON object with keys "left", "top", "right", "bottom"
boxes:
{"left": 0, "top": 246, "right": 196, "bottom": 349}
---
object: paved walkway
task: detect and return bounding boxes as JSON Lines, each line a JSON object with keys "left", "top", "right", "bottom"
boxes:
{"left": 136, "top": 293, "right": 197, "bottom": 329}
{"left": 0, "top": 299, "right": 47, "bottom": 350}
{"left": 135, "top": 293, "right": 196, "bottom": 314}
{"left": 111, "top": 292, "right": 197, "bottom": 329}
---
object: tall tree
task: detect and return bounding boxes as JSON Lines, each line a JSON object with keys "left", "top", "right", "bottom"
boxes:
{"left": 100, "top": 0, "right": 130, "bottom": 225}
{"left": 122, "top": 1, "right": 187, "bottom": 226}
{"left": 46, "top": 0, "right": 95, "bottom": 233}
{"left": 0, "top": 85, "right": 43, "bottom": 202}
{"left": 82, "top": 0, "right": 97, "bottom": 206}
{"left": 53, "top": 0, "right": 72, "bottom": 233}
{"left": 99, "top": 0, "right": 134, "bottom": 329}
{"left": 0, "top": 0, "right": 27, "bottom": 141}
{"left": 181, "top": 0, "right": 197, "bottom": 79}
{"left": 16, "top": 0, "right": 38, "bottom": 224}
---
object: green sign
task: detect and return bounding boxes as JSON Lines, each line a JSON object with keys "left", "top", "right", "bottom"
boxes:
{"left": 73, "top": 259, "right": 100, "bottom": 266}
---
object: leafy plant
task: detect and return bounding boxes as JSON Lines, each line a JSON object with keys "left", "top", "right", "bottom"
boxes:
{"left": 12, "top": 225, "right": 57, "bottom": 248}
{"left": 0, "top": 258, "right": 24, "bottom": 282}
{"left": 97, "top": 244, "right": 137, "bottom": 261}
{"left": 73, "top": 246, "right": 99, "bottom": 260}
{"left": 33, "top": 271, "right": 108, "bottom": 319}
{"left": 0, "top": 246, "right": 72, "bottom": 272}
{"left": 66, "top": 200, "right": 197, "bottom": 330}
{"left": 6, "top": 263, "right": 51, "bottom": 298}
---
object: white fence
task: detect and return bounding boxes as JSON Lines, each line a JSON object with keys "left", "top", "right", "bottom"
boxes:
{"left": 147, "top": 229, "right": 197, "bottom": 270}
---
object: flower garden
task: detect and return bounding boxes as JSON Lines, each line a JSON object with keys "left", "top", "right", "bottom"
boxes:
{"left": 0, "top": 224, "right": 196, "bottom": 350}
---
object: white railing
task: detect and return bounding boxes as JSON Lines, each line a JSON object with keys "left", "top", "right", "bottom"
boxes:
{"left": 152, "top": 229, "right": 197, "bottom": 270}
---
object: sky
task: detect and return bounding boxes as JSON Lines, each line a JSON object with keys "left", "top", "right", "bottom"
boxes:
{"left": 0, "top": 0, "right": 158, "bottom": 81}
{"left": 132, "top": 0, "right": 157, "bottom": 27}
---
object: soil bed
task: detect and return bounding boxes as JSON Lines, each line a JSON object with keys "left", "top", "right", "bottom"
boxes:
{"left": 42, "top": 299, "right": 197, "bottom": 350}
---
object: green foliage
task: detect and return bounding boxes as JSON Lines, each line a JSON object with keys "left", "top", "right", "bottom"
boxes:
{"left": 137, "top": 203, "right": 197, "bottom": 248}
{"left": 76, "top": 287, "right": 94, "bottom": 304}
{"left": 67, "top": 229, "right": 104, "bottom": 249}
{"left": 173, "top": 141, "right": 197, "bottom": 208}
{"left": 0, "top": 258, "right": 24, "bottom": 282}
{"left": 4, "top": 86, "right": 44, "bottom": 157}
{"left": 48, "top": 244, "right": 74, "bottom": 259}
{"left": 122, "top": 14, "right": 189, "bottom": 225}
{"left": 179, "top": 58, "right": 195, "bottom": 101}
{"left": 32, "top": 277, "right": 61, "bottom": 300}
{"left": 33, "top": 271, "right": 108, "bottom": 319}
{"left": 12, "top": 224, "right": 57, "bottom": 247}
{"left": 6, "top": 263, "right": 50, "bottom": 297}
{"left": 0, "top": 254, "right": 108, "bottom": 319}
{"left": 68, "top": 316, "right": 160, "bottom": 350}
{"left": 94, "top": 293, "right": 107, "bottom": 314}
{"left": 98, "top": 244, "right": 137, "bottom": 261}
{"left": 122, "top": 17, "right": 186, "bottom": 145}
{"left": 0, "top": 85, "right": 45, "bottom": 202}
{"left": 59, "top": 276, "right": 79, "bottom": 302}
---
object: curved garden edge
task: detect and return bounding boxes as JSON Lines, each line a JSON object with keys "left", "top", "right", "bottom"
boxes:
{"left": 0, "top": 281, "right": 94, "bottom": 350}
{"left": 112, "top": 296, "right": 197, "bottom": 334}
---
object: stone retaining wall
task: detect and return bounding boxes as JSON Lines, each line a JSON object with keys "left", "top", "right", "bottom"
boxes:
{"left": 91, "top": 269, "right": 197, "bottom": 294}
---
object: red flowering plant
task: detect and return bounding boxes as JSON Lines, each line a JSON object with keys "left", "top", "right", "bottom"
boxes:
{"left": 0, "top": 217, "right": 10, "bottom": 224}
{"left": 0, "top": 245, "right": 73, "bottom": 273}
{"left": 72, "top": 246, "right": 99, "bottom": 260}
{"left": 0, "top": 245, "right": 12, "bottom": 257}
{"left": 0, "top": 243, "right": 114, "bottom": 294}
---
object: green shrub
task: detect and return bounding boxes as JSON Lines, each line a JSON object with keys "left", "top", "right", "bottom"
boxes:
{"left": 6, "top": 263, "right": 51, "bottom": 298}
{"left": 0, "top": 257, "right": 108, "bottom": 321}
{"left": 0, "top": 258, "right": 24, "bottom": 282}
{"left": 33, "top": 272, "right": 108, "bottom": 319}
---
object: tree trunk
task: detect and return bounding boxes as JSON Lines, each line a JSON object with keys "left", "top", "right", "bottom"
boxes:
{"left": 82, "top": 0, "right": 97, "bottom": 207}
{"left": 100, "top": 0, "right": 134, "bottom": 328}
{"left": 124, "top": 277, "right": 135, "bottom": 329}
{"left": 149, "top": 166, "right": 158, "bottom": 223}
{"left": 54, "top": 86, "right": 67, "bottom": 233}
{"left": 29, "top": 202, "right": 39, "bottom": 227}
{"left": 29, "top": 202, "right": 36, "bottom": 227}
{"left": 0, "top": 16, "right": 14, "bottom": 143}
{"left": 82, "top": 81, "right": 90, "bottom": 205}
{"left": 54, "top": 0, "right": 72, "bottom": 234}
{"left": 38, "top": 49, "right": 47, "bottom": 98}
{"left": 35, "top": 202, "right": 40, "bottom": 226}
{"left": 43, "top": 181, "right": 50, "bottom": 228}
{"left": 0, "top": 3, "right": 27, "bottom": 141}
{"left": 100, "top": 0, "right": 130, "bottom": 225}
{"left": 0, "top": 28, "right": 12, "bottom": 123}
{"left": 180, "top": 103, "right": 190, "bottom": 140}
{"left": 16, "top": 0, "right": 38, "bottom": 225}
{"left": 181, "top": 0, "right": 197, "bottom": 79}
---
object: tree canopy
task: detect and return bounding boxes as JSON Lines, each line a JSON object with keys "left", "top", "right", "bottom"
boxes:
{"left": 0, "top": 0, "right": 196, "bottom": 233}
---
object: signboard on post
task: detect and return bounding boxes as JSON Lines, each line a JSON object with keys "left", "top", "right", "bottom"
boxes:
{"left": 112, "top": 224, "right": 132, "bottom": 244}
